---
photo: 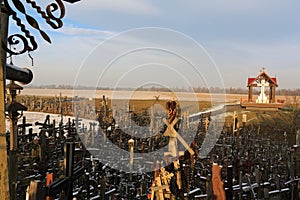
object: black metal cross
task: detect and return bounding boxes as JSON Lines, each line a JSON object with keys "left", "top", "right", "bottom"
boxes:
{"left": 46, "top": 142, "right": 85, "bottom": 200}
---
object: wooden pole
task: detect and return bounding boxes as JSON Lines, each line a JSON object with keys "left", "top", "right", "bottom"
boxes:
{"left": 128, "top": 138, "right": 134, "bottom": 182}
{"left": 248, "top": 86, "right": 253, "bottom": 102}
{"left": 26, "top": 181, "right": 44, "bottom": 200}
{"left": 100, "top": 174, "right": 106, "bottom": 200}
{"left": 0, "top": 3, "right": 10, "bottom": 199}
{"left": 211, "top": 163, "right": 226, "bottom": 200}
{"left": 272, "top": 86, "right": 276, "bottom": 103}
{"left": 269, "top": 86, "right": 273, "bottom": 103}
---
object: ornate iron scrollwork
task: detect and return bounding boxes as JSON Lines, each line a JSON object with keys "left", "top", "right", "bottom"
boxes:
{"left": 26, "top": 0, "right": 65, "bottom": 29}
{"left": 2, "top": 0, "right": 68, "bottom": 55}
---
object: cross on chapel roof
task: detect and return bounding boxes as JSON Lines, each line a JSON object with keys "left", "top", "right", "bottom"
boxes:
{"left": 247, "top": 68, "right": 278, "bottom": 87}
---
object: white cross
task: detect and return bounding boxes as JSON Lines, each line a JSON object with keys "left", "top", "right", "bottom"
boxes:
{"left": 257, "top": 79, "right": 269, "bottom": 96}
{"left": 256, "top": 78, "right": 269, "bottom": 103}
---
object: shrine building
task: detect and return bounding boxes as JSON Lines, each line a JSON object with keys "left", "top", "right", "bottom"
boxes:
{"left": 241, "top": 68, "right": 285, "bottom": 110}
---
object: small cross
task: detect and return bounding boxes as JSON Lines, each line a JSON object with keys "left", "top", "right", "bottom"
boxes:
{"left": 151, "top": 176, "right": 165, "bottom": 200}
{"left": 205, "top": 117, "right": 210, "bottom": 133}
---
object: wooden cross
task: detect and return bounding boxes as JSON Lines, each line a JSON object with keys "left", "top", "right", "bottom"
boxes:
{"left": 160, "top": 167, "right": 173, "bottom": 197}
{"left": 163, "top": 117, "right": 194, "bottom": 156}
{"left": 151, "top": 176, "right": 165, "bottom": 200}
{"left": 163, "top": 118, "right": 178, "bottom": 138}
{"left": 151, "top": 167, "right": 175, "bottom": 200}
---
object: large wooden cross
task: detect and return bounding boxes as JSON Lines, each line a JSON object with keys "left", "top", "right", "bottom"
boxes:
{"left": 163, "top": 117, "right": 194, "bottom": 156}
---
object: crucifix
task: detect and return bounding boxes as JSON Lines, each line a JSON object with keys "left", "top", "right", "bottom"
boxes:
{"left": 163, "top": 101, "right": 194, "bottom": 158}
{"left": 256, "top": 78, "right": 269, "bottom": 103}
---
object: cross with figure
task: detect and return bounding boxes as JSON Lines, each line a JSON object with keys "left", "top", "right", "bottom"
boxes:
{"left": 256, "top": 78, "right": 269, "bottom": 103}
{"left": 163, "top": 101, "right": 194, "bottom": 157}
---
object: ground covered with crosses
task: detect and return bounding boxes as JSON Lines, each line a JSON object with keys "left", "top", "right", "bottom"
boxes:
{"left": 10, "top": 95, "right": 300, "bottom": 199}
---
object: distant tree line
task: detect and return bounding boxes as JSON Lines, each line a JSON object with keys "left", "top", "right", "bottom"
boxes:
{"left": 25, "top": 84, "right": 110, "bottom": 90}
{"left": 25, "top": 84, "right": 300, "bottom": 96}
{"left": 276, "top": 88, "right": 300, "bottom": 96}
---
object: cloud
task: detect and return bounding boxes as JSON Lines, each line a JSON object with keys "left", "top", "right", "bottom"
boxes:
{"left": 17, "top": 1, "right": 300, "bottom": 89}
{"left": 56, "top": 25, "right": 115, "bottom": 37}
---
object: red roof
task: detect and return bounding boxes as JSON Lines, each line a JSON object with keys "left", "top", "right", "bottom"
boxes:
{"left": 247, "top": 71, "right": 278, "bottom": 87}
{"left": 248, "top": 78, "right": 256, "bottom": 85}
{"left": 271, "top": 77, "right": 277, "bottom": 84}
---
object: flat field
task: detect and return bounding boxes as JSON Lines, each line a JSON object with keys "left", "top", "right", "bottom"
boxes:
{"left": 22, "top": 88, "right": 245, "bottom": 101}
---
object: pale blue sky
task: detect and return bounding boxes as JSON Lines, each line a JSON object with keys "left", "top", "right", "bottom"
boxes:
{"left": 7, "top": 0, "right": 300, "bottom": 89}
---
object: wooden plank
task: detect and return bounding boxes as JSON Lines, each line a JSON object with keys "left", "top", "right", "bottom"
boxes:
{"left": 163, "top": 118, "right": 194, "bottom": 156}
{"left": 0, "top": 5, "right": 9, "bottom": 199}
{"left": 26, "top": 181, "right": 44, "bottom": 200}
{"left": 175, "top": 131, "right": 194, "bottom": 156}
